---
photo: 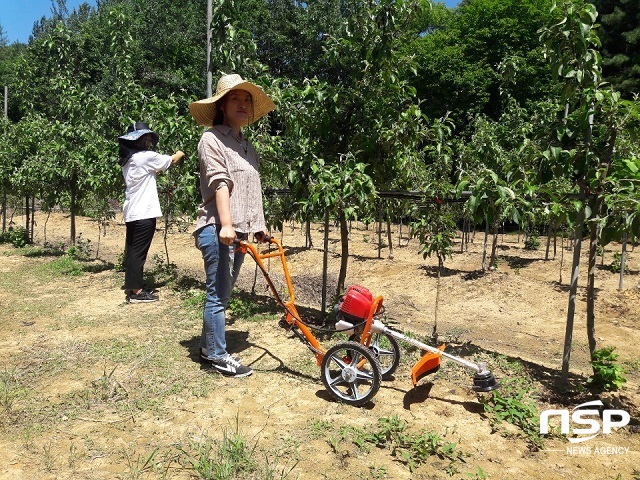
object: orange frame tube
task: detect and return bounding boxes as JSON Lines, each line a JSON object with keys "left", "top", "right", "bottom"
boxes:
{"left": 237, "top": 237, "right": 326, "bottom": 364}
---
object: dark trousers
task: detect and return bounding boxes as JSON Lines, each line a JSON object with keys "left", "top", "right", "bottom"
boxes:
{"left": 124, "top": 218, "right": 156, "bottom": 292}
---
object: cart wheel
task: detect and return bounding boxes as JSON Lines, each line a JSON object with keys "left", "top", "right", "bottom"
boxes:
{"left": 321, "top": 341, "right": 382, "bottom": 407}
{"left": 368, "top": 332, "right": 400, "bottom": 380}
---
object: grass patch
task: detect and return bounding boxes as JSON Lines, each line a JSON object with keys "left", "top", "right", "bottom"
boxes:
{"left": 178, "top": 416, "right": 298, "bottom": 479}
{"left": 40, "top": 256, "right": 86, "bottom": 276}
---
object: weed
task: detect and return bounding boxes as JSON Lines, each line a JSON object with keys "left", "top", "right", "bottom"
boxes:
{"left": 91, "top": 366, "right": 127, "bottom": 403}
{"left": 588, "top": 346, "right": 627, "bottom": 391}
{"left": 228, "top": 294, "right": 260, "bottom": 319}
{"left": 177, "top": 415, "right": 298, "bottom": 480}
{"left": 115, "top": 250, "right": 126, "bottom": 272}
{"left": 308, "top": 419, "right": 333, "bottom": 439}
{"left": 67, "top": 234, "right": 93, "bottom": 260}
{"left": 43, "top": 441, "right": 55, "bottom": 472}
{"left": 0, "top": 369, "right": 21, "bottom": 418}
{"left": 43, "top": 255, "right": 85, "bottom": 276}
{"left": 182, "top": 289, "right": 206, "bottom": 310}
{"left": 466, "top": 467, "right": 488, "bottom": 479}
{"left": 123, "top": 447, "right": 163, "bottom": 479}
{"left": 610, "top": 252, "right": 629, "bottom": 274}
{"left": 524, "top": 235, "right": 540, "bottom": 250}
{"left": 369, "top": 465, "right": 388, "bottom": 479}
{"left": 488, "top": 354, "right": 527, "bottom": 377}
{"left": 149, "top": 253, "right": 178, "bottom": 285}
{"left": 480, "top": 377, "right": 543, "bottom": 450}
{"left": 327, "top": 435, "right": 342, "bottom": 455}
{"left": 354, "top": 416, "right": 467, "bottom": 473}
{"left": 68, "top": 443, "right": 81, "bottom": 470}
{"left": 0, "top": 226, "right": 30, "bottom": 248}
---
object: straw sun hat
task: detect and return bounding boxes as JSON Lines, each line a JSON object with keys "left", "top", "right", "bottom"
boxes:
{"left": 189, "top": 74, "right": 276, "bottom": 127}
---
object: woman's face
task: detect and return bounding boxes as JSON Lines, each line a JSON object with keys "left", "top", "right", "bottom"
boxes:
{"left": 220, "top": 89, "right": 253, "bottom": 128}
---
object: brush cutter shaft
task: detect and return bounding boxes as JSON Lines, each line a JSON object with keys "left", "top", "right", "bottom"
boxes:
{"left": 371, "top": 320, "right": 482, "bottom": 373}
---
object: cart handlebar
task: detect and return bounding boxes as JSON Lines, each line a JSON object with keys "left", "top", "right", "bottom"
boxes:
{"left": 233, "top": 233, "right": 275, "bottom": 247}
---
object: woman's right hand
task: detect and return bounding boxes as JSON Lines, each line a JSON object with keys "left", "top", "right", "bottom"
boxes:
{"left": 218, "top": 224, "right": 236, "bottom": 246}
{"left": 172, "top": 150, "right": 185, "bottom": 164}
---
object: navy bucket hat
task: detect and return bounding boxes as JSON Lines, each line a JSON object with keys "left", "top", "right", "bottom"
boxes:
{"left": 118, "top": 121, "right": 160, "bottom": 146}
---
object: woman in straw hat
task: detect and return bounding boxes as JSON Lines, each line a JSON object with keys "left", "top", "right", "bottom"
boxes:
{"left": 189, "top": 74, "right": 275, "bottom": 377}
{"left": 118, "top": 122, "right": 185, "bottom": 304}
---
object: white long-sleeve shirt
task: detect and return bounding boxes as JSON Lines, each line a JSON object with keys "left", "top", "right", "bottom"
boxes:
{"left": 122, "top": 150, "right": 172, "bottom": 222}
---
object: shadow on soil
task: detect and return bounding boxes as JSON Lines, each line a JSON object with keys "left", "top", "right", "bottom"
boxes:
{"left": 180, "top": 331, "right": 321, "bottom": 385}
{"left": 444, "top": 342, "right": 594, "bottom": 406}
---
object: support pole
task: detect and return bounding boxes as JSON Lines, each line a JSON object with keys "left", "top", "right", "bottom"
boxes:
{"left": 206, "top": 0, "right": 213, "bottom": 97}
{"left": 321, "top": 209, "right": 329, "bottom": 317}
{"left": 2, "top": 86, "right": 7, "bottom": 233}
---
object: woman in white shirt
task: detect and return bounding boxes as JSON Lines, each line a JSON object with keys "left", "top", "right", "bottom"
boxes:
{"left": 118, "top": 122, "right": 184, "bottom": 303}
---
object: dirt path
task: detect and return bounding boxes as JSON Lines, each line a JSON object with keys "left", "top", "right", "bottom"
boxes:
{"left": 0, "top": 211, "right": 638, "bottom": 479}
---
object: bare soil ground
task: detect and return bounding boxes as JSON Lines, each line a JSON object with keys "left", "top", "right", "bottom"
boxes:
{"left": 0, "top": 211, "right": 639, "bottom": 480}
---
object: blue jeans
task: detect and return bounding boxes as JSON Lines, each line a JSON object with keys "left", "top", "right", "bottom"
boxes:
{"left": 196, "top": 224, "right": 246, "bottom": 359}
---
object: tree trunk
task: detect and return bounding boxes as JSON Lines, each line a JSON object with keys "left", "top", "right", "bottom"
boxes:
{"left": 619, "top": 232, "right": 628, "bottom": 291}
{"left": 1, "top": 192, "right": 6, "bottom": 233}
{"left": 561, "top": 195, "right": 586, "bottom": 383}
{"left": 377, "top": 205, "right": 382, "bottom": 260}
{"left": 559, "top": 234, "right": 564, "bottom": 284}
{"left": 24, "top": 196, "right": 30, "bottom": 242}
{"left": 337, "top": 209, "right": 350, "bottom": 298}
{"left": 321, "top": 210, "right": 330, "bottom": 316}
{"left": 44, "top": 211, "right": 51, "bottom": 244}
{"left": 305, "top": 219, "right": 313, "bottom": 248}
{"left": 545, "top": 224, "right": 552, "bottom": 261}
{"left": 386, "top": 219, "right": 394, "bottom": 259}
{"left": 433, "top": 255, "right": 442, "bottom": 342}
{"left": 70, "top": 173, "right": 77, "bottom": 245}
{"left": 29, "top": 196, "right": 35, "bottom": 243}
{"left": 489, "top": 223, "right": 499, "bottom": 269}
{"left": 585, "top": 196, "right": 601, "bottom": 360}
{"left": 481, "top": 221, "right": 489, "bottom": 272}
{"left": 164, "top": 201, "right": 171, "bottom": 266}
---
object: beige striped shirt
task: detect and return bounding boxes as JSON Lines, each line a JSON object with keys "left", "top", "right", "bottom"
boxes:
{"left": 193, "top": 125, "right": 266, "bottom": 235}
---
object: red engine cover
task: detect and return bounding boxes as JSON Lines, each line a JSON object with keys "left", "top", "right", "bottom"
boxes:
{"left": 340, "top": 285, "right": 374, "bottom": 320}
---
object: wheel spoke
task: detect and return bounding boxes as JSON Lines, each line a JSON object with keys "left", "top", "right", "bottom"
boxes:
{"left": 375, "top": 347, "right": 394, "bottom": 357}
{"left": 347, "top": 350, "right": 362, "bottom": 365}
{"left": 354, "top": 367, "right": 374, "bottom": 382}
{"left": 328, "top": 373, "right": 347, "bottom": 388}
{"left": 348, "top": 381, "right": 362, "bottom": 401}
{"left": 331, "top": 356, "right": 349, "bottom": 370}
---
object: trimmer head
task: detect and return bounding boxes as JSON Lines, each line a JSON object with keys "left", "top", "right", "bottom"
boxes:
{"left": 472, "top": 369, "right": 499, "bottom": 392}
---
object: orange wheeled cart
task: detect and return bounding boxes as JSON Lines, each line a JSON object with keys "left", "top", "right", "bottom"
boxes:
{"left": 237, "top": 236, "right": 498, "bottom": 406}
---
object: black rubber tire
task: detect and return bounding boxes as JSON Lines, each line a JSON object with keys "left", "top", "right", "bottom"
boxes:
{"left": 320, "top": 341, "right": 382, "bottom": 406}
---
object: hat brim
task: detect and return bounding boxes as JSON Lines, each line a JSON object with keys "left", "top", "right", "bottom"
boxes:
{"left": 118, "top": 130, "right": 160, "bottom": 144}
{"left": 189, "top": 81, "right": 275, "bottom": 127}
